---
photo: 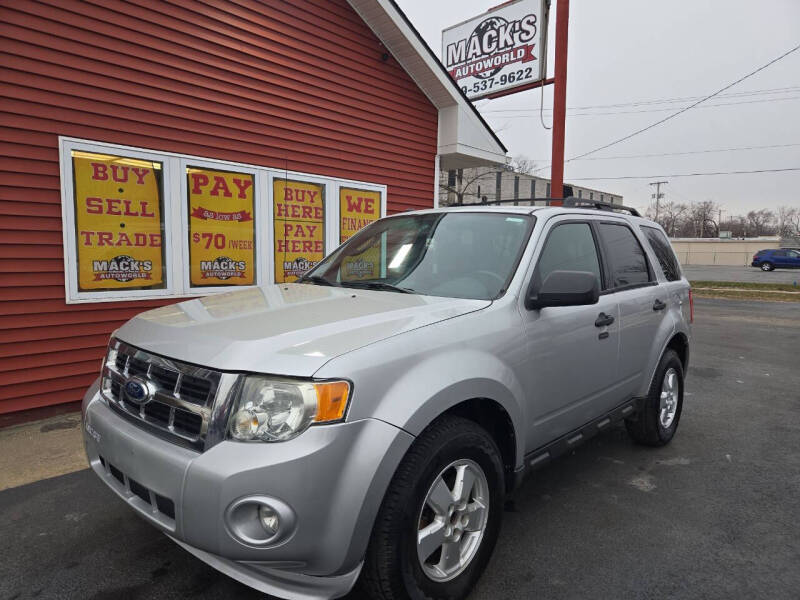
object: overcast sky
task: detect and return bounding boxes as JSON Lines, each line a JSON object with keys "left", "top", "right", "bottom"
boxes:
{"left": 396, "top": 0, "right": 800, "bottom": 217}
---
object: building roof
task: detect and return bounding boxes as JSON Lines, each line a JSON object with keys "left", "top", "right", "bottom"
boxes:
{"left": 347, "top": 0, "right": 508, "bottom": 169}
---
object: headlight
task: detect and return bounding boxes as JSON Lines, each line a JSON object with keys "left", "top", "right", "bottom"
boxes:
{"left": 228, "top": 377, "right": 351, "bottom": 442}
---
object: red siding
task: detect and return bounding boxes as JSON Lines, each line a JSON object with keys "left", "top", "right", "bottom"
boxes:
{"left": 0, "top": 0, "right": 438, "bottom": 414}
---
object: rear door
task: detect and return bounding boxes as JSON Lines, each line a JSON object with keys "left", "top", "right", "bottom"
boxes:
{"left": 595, "top": 220, "right": 669, "bottom": 400}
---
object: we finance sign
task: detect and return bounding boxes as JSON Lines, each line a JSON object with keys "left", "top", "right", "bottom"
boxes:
{"left": 442, "top": 0, "right": 546, "bottom": 100}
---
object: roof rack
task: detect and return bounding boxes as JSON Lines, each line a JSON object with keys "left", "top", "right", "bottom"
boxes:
{"left": 562, "top": 197, "right": 641, "bottom": 217}
{"left": 447, "top": 196, "right": 641, "bottom": 217}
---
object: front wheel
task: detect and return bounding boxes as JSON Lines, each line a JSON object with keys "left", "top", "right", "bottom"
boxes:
{"left": 359, "top": 415, "right": 505, "bottom": 600}
{"left": 761, "top": 262, "right": 774, "bottom": 271}
{"left": 626, "top": 349, "right": 684, "bottom": 446}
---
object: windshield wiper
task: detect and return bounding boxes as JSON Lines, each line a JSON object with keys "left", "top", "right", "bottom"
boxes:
{"left": 297, "top": 275, "right": 336, "bottom": 287}
{"left": 340, "top": 281, "right": 415, "bottom": 294}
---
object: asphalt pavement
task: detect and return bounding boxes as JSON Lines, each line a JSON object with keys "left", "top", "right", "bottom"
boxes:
{"left": 1, "top": 298, "right": 798, "bottom": 600}
{"left": 682, "top": 264, "right": 800, "bottom": 284}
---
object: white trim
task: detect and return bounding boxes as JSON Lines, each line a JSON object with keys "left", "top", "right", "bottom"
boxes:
{"left": 58, "top": 137, "right": 388, "bottom": 303}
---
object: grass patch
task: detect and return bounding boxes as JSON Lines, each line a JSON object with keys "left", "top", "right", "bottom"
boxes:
{"left": 690, "top": 280, "right": 800, "bottom": 292}
{"left": 692, "top": 288, "right": 800, "bottom": 303}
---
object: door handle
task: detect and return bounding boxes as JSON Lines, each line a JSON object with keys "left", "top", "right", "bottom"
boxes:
{"left": 595, "top": 312, "right": 615, "bottom": 327}
{"left": 653, "top": 299, "right": 667, "bottom": 311}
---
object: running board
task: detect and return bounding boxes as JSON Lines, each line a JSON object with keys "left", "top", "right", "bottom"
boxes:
{"left": 514, "top": 398, "right": 643, "bottom": 488}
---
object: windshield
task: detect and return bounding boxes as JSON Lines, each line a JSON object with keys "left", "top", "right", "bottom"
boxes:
{"left": 301, "top": 212, "right": 534, "bottom": 300}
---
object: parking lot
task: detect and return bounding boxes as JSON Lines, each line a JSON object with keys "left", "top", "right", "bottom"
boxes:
{"left": 1, "top": 297, "right": 798, "bottom": 600}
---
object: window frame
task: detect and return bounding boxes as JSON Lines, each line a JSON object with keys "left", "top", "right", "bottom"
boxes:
{"left": 59, "top": 137, "right": 387, "bottom": 303}
{"left": 593, "top": 219, "right": 657, "bottom": 294}
{"left": 527, "top": 218, "right": 607, "bottom": 300}
{"left": 640, "top": 224, "right": 682, "bottom": 282}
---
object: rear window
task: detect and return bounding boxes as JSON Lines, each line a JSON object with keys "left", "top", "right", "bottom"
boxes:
{"left": 597, "top": 223, "right": 651, "bottom": 289}
{"left": 642, "top": 226, "right": 682, "bottom": 282}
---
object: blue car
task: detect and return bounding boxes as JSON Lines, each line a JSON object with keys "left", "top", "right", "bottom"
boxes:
{"left": 751, "top": 248, "right": 800, "bottom": 271}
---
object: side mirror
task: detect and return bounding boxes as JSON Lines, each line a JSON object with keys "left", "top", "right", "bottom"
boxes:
{"left": 526, "top": 270, "right": 600, "bottom": 310}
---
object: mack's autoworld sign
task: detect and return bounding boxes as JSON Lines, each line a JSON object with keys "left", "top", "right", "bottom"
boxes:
{"left": 442, "top": 0, "right": 546, "bottom": 100}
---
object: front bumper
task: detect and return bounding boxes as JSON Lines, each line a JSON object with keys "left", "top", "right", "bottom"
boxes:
{"left": 81, "top": 378, "right": 414, "bottom": 599}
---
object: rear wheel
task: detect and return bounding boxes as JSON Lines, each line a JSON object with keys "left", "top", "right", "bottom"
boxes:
{"left": 359, "top": 415, "right": 504, "bottom": 600}
{"left": 626, "top": 349, "right": 684, "bottom": 446}
{"left": 761, "top": 261, "right": 774, "bottom": 271}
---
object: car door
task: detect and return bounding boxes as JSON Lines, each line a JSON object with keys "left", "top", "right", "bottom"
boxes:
{"left": 788, "top": 249, "right": 800, "bottom": 268}
{"left": 518, "top": 217, "right": 621, "bottom": 451}
{"left": 595, "top": 220, "right": 670, "bottom": 400}
{"left": 772, "top": 250, "right": 790, "bottom": 268}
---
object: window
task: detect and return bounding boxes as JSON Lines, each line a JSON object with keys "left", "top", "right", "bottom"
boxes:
{"left": 578, "top": 189, "right": 583, "bottom": 198}
{"left": 60, "top": 138, "right": 385, "bottom": 302}
{"left": 308, "top": 213, "right": 534, "bottom": 300}
{"left": 590, "top": 192, "right": 594, "bottom": 200}
{"left": 535, "top": 222, "right": 601, "bottom": 288}
{"left": 642, "top": 226, "right": 681, "bottom": 281}
{"left": 597, "top": 223, "right": 651, "bottom": 288}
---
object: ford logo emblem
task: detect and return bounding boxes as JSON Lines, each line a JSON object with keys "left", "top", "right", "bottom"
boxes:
{"left": 123, "top": 377, "right": 153, "bottom": 405}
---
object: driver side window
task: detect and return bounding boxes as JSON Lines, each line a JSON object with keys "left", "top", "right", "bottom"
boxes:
{"left": 535, "top": 222, "right": 602, "bottom": 287}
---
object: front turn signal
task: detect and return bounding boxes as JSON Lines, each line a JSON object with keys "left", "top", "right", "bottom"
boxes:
{"left": 314, "top": 381, "right": 351, "bottom": 422}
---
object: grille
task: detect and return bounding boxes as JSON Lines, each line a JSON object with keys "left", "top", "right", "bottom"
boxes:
{"left": 101, "top": 339, "right": 223, "bottom": 450}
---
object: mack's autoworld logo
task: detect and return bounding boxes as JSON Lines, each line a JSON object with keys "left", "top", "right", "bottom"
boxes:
{"left": 200, "top": 256, "right": 247, "bottom": 280}
{"left": 445, "top": 13, "right": 538, "bottom": 80}
{"left": 92, "top": 254, "right": 153, "bottom": 282}
{"left": 344, "top": 258, "right": 375, "bottom": 279}
{"left": 123, "top": 377, "right": 152, "bottom": 406}
{"left": 284, "top": 257, "right": 316, "bottom": 278}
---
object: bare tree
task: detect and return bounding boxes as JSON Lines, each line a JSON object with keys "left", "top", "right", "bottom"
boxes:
{"left": 439, "top": 167, "right": 489, "bottom": 206}
{"left": 688, "top": 200, "right": 719, "bottom": 238}
{"left": 777, "top": 206, "right": 800, "bottom": 237}
{"left": 746, "top": 209, "right": 775, "bottom": 237}
{"left": 504, "top": 155, "right": 538, "bottom": 175}
{"left": 645, "top": 201, "right": 688, "bottom": 237}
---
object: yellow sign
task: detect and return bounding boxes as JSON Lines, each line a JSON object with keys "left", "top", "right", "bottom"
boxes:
{"left": 339, "top": 187, "right": 381, "bottom": 243}
{"left": 341, "top": 244, "right": 382, "bottom": 281}
{"left": 72, "top": 151, "right": 164, "bottom": 291}
{"left": 187, "top": 167, "right": 255, "bottom": 286}
{"left": 273, "top": 179, "right": 325, "bottom": 283}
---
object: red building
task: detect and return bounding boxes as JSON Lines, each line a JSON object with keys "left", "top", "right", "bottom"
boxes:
{"left": 0, "top": 0, "right": 506, "bottom": 416}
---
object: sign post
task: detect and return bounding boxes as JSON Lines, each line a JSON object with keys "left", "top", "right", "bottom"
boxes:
{"left": 549, "top": 0, "right": 569, "bottom": 203}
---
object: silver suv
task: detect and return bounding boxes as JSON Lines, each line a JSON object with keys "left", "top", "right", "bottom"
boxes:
{"left": 81, "top": 203, "right": 692, "bottom": 600}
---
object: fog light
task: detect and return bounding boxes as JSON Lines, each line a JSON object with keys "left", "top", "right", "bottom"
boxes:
{"left": 258, "top": 504, "right": 280, "bottom": 535}
{"left": 224, "top": 495, "right": 296, "bottom": 547}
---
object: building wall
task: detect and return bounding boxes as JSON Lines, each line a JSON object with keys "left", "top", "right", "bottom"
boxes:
{"left": 0, "top": 0, "right": 438, "bottom": 414}
{"left": 441, "top": 167, "right": 623, "bottom": 206}
{"left": 670, "top": 238, "right": 780, "bottom": 266}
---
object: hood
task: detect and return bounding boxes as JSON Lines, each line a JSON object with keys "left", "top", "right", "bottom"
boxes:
{"left": 115, "top": 284, "right": 490, "bottom": 376}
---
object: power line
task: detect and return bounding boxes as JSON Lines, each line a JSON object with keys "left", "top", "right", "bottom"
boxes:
{"left": 483, "top": 94, "right": 800, "bottom": 119}
{"left": 537, "top": 44, "right": 800, "bottom": 171}
{"left": 482, "top": 85, "right": 800, "bottom": 113}
{"left": 531, "top": 142, "right": 800, "bottom": 164}
{"left": 567, "top": 167, "right": 800, "bottom": 181}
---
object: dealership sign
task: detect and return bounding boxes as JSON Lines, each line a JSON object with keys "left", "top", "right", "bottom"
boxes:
{"left": 442, "top": 0, "right": 546, "bottom": 100}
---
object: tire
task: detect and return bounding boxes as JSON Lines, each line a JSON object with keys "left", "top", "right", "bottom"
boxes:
{"left": 359, "top": 415, "right": 505, "bottom": 600}
{"left": 761, "top": 262, "right": 774, "bottom": 271}
{"left": 625, "top": 349, "right": 684, "bottom": 447}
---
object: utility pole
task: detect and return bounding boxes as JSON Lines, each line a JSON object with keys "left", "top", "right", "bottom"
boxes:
{"left": 549, "top": 0, "right": 570, "bottom": 205}
{"left": 649, "top": 181, "right": 668, "bottom": 221}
